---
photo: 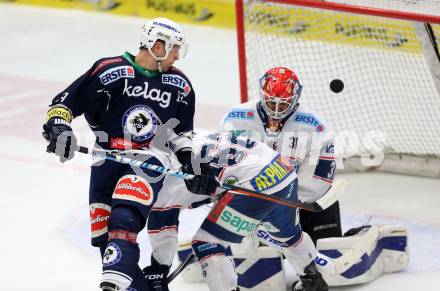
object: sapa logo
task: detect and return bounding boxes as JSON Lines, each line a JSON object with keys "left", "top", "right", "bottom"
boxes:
{"left": 219, "top": 207, "right": 258, "bottom": 234}
{"left": 99, "top": 66, "right": 135, "bottom": 85}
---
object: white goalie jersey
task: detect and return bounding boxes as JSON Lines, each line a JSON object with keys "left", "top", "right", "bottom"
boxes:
{"left": 219, "top": 100, "right": 336, "bottom": 203}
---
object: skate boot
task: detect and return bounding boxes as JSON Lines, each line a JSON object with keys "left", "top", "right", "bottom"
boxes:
{"left": 291, "top": 261, "right": 328, "bottom": 291}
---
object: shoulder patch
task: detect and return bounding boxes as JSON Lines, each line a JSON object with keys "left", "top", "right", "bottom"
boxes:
{"left": 91, "top": 57, "right": 124, "bottom": 76}
{"left": 226, "top": 109, "right": 256, "bottom": 120}
{"left": 162, "top": 74, "right": 191, "bottom": 95}
{"left": 99, "top": 65, "right": 135, "bottom": 85}
{"left": 294, "top": 113, "right": 325, "bottom": 132}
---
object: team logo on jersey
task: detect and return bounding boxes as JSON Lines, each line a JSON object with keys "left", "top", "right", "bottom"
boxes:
{"left": 224, "top": 175, "right": 239, "bottom": 185}
{"left": 294, "top": 113, "right": 324, "bottom": 132}
{"left": 102, "top": 242, "right": 122, "bottom": 267}
{"left": 99, "top": 65, "right": 135, "bottom": 85}
{"left": 122, "top": 105, "right": 159, "bottom": 142}
{"left": 162, "top": 74, "right": 191, "bottom": 95}
{"left": 226, "top": 110, "right": 255, "bottom": 120}
{"left": 325, "top": 141, "right": 335, "bottom": 154}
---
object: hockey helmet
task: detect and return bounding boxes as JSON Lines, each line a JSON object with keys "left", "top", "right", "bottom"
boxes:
{"left": 140, "top": 17, "right": 188, "bottom": 60}
{"left": 259, "top": 67, "right": 302, "bottom": 120}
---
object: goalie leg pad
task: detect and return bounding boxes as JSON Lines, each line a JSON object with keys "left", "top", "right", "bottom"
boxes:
{"left": 233, "top": 246, "right": 286, "bottom": 291}
{"left": 316, "top": 224, "right": 409, "bottom": 286}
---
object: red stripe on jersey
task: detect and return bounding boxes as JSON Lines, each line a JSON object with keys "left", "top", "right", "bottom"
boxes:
{"left": 91, "top": 57, "right": 123, "bottom": 76}
{"left": 148, "top": 225, "right": 178, "bottom": 234}
{"left": 207, "top": 192, "right": 235, "bottom": 223}
{"left": 318, "top": 156, "right": 335, "bottom": 161}
{"left": 313, "top": 175, "right": 333, "bottom": 184}
{"left": 151, "top": 205, "right": 182, "bottom": 211}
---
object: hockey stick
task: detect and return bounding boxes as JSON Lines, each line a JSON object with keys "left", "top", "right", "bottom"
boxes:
{"left": 224, "top": 179, "right": 346, "bottom": 212}
{"left": 76, "top": 146, "right": 346, "bottom": 212}
{"left": 167, "top": 253, "right": 197, "bottom": 284}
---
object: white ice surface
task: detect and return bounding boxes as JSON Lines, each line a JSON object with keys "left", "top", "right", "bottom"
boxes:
{"left": 0, "top": 4, "right": 439, "bottom": 291}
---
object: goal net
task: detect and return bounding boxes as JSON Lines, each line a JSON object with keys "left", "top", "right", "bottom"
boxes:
{"left": 236, "top": 0, "right": 440, "bottom": 177}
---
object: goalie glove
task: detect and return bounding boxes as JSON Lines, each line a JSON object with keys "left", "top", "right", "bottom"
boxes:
{"left": 176, "top": 149, "right": 220, "bottom": 196}
{"left": 42, "top": 106, "right": 77, "bottom": 162}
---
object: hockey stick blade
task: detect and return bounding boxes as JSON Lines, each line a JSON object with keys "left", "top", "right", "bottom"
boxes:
{"left": 313, "top": 178, "right": 347, "bottom": 210}
{"left": 167, "top": 253, "right": 197, "bottom": 284}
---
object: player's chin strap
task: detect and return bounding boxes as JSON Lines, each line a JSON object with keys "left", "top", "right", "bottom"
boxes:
{"left": 76, "top": 146, "right": 346, "bottom": 212}
{"left": 156, "top": 60, "right": 163, "bottom": 73}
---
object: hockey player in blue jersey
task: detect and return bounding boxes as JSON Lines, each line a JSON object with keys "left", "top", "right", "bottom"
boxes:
{"left": 146, "top": 133, "right": 329, "bottom": 291}
{"left": 42, "top": 17, "right": 217, "bottom": 291}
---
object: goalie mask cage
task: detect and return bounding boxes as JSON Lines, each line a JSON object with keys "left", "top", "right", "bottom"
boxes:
{"left": 236, "top": 0, "right": 440, "bottom": 177}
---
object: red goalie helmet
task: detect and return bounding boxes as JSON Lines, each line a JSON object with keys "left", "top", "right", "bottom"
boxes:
{"left": 259, "top": 67, "right": 302, "bottom": 120}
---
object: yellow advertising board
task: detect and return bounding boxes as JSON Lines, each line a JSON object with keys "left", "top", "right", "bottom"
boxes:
{"left": 2, "top": 0, "right": 236, "bottom": 29}
{"left": 246, "top": 3, "right": 422, "bottom": 54}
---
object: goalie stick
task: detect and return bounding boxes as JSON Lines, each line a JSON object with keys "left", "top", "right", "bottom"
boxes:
{"left": 76, "top": 146, "right": 346, "bottom": 212}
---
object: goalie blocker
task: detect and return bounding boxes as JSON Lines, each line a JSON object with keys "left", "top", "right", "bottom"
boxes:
{"left": 178, "top": 224, "right": 409, "bottom": 290}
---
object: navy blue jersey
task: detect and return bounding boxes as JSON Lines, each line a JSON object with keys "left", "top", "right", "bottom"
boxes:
{"left": 49, "top": 52, "right": 195, "bottom": 151}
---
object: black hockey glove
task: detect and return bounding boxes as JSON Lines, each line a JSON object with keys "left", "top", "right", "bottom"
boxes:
{"left": 176, "top": 149, "right": 220, "bottom": 196}
{"left": 143, "top": 257, "right": 171, "bottom": 291}
{"left": 42, "top": 106, "right": 77, "bottom": 162}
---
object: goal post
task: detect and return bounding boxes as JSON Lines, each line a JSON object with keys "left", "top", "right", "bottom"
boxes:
{"left": 235, "top": 0, "right": 440, "bottom": 177}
